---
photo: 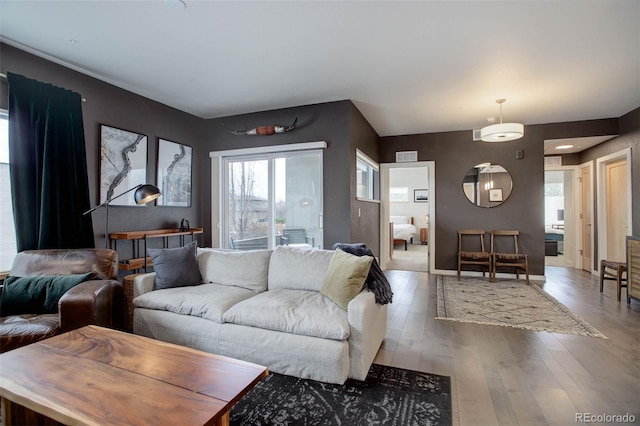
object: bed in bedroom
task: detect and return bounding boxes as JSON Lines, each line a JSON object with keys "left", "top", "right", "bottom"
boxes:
{"left": 390, "top": 216, "right": 417, "bottom": 250}
{"left": 545, "top": 225, "right": 564, "bottom": 256}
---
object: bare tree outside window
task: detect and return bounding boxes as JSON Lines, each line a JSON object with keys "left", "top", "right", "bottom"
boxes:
{"left": 228, "top": 161, "right": 268, "bottom": 240}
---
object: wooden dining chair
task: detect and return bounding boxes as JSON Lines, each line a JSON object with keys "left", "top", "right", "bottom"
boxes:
{"left": 491, "top": 230, "right": 530, "bottom": 284}
{"left": 457, "top": 230, "right": 491, "bottom": 279}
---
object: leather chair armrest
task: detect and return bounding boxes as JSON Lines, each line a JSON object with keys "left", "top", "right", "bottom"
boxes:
{"left": 58, "top": 279, "right": 124, "bottom": 332}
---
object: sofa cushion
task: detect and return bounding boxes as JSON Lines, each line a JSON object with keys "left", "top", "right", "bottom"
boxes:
{"left": 0, "top": 273, "right": 94, "bottom": 316}
{"left": 148, "top": 241, "right": 202, "bottom": 290}
{"left": 133, "top": 283, "right": 256, "bottom": 324}
{"left": 0, "top": 314, "right": 61, "bottom": 353}
{"left": 198, "top": 249, "right": 271, "bottom": 292}
{"left": 268, "top": 245, "right": 334, "bottom": 292}
{"left": 223, "top": 289, "right": 350, "bottom": 340}
{"left": 321, "top": 249, "right": 373, "bottom": 310}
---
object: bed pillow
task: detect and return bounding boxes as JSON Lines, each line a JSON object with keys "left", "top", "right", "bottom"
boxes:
{"left": 321, "top": 248, "right": 373, "bottom": 310}
{"left": 0, "top": 272, "right": 94, "bottom": 315}
{"left": 390, "top": 215, "right": 410, "bottom": 224}
{"left": 148, "top": 240, "right": 202, "bottom": 290}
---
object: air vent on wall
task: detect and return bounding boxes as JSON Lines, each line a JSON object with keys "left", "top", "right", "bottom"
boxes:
{"left": 544, "top": 156, "right": 562, "bottom": 167}
{"left": 396, "top": 151, "right": 418, "bottom": 163}
{"left": 472, "top": 129, "right": 482, "bottom": 141}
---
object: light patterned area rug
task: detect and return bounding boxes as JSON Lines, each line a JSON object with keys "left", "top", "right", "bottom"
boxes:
{"left": 436, "top": 275, "right": 606, "bottom": 338}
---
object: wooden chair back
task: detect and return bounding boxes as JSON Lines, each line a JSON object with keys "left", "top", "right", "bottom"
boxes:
{"left": 457, "top": 230, "right": 491, "bottom": 279}
{"left": 490, "top": 230, "right": 529, "bottom": 284}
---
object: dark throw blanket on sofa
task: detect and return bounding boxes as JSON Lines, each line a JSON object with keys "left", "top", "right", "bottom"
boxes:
{"left": 332, "top": 243, "right": 393, "bottom": 305}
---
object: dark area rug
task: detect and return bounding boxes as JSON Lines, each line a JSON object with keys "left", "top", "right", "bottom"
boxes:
{"left": 230, "top": 363, "right": 452, "bottom": 426}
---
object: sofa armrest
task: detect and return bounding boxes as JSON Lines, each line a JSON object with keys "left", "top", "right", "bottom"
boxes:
{"left": 58, "top": 279, "right": 123, "bottom": 332}
{"left": 133, "top": 272, "right": 157, "bottom": 298}
{"left": 347, "top": 289, "right": 388, "bottom": 381}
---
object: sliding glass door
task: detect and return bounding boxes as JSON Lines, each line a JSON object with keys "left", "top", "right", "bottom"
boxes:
{"left": 223, "top": 150, "right": 323, "bottom": 250}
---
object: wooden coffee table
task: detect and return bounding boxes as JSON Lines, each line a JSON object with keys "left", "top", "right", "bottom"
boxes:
{"left": 0, "top": 325, "right": 268, "bottom": 426}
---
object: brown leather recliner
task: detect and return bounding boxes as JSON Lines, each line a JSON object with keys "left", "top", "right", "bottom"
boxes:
{"left": 0, "top": 249, "right": 123, "bottom": 353}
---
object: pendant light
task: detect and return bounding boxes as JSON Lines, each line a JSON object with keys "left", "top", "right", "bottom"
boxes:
{"left": 480, "top": 99, "right": 524, "bottom": 142}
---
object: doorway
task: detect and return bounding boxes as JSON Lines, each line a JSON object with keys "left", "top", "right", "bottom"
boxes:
{"left": 379, "top": 162, "right": 435, "bottom": 272}
{"left": 544, "top": 167, "right": 577, "bottom": 268}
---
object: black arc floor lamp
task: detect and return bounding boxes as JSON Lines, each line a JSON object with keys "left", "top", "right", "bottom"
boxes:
{"left": 83, "top": 184, "right": 161, "bottom": 248}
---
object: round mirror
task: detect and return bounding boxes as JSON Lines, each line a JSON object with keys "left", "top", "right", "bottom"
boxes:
{"left": 462, "top": 163, "right": 513, "bottom": 207}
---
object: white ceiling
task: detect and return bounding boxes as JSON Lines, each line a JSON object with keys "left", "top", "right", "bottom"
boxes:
{"left": 1, "top": 0, "right": 639, "bottom": 143}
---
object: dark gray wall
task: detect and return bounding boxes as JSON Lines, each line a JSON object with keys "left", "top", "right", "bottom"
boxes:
{"left": 380, "top": 128, "right": 546, "bottom": 274}
{"left": 379, "top": 118, "right": 626, "bottom": 275}
{"left": 202, "top": 100, "right": 369, "bottom": 251}
{"left": 1, "top": 43, "right": 206, "bottom": 259}
{"left": 349, "top": 103, "right": 381, "bottom": 255}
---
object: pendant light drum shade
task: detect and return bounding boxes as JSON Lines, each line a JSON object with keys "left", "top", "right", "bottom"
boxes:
{"left": 480, "top": 122, "right": 524, "bottom": 142}
{"left": 480, "top": 98, "right": 524, "bottom": 142}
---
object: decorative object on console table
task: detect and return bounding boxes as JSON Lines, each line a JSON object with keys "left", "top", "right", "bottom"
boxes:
{"left": 109, "top": 227, "right": 203, "bottom": 271}
{"left": 157, "top": 138, "right": 192, "bottom": 207}
{"left": 84, "top": 184, "right": 161, "bottom": 248}
{"left": 627, "top": 236, "right": 640, "bottom": 304}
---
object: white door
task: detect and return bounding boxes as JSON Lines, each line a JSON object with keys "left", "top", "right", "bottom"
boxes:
{"left": 606, "top": 159, "right": 628, "bottom": 262}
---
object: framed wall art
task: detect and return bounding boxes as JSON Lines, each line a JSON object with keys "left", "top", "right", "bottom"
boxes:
{"left": 414, "top": 189, "right": 428, "bottom": 202}
{"left": 99, "top": 124, "right": 148, "bottom": 206}
{"left": 156, "top": 138, "right": 192, "bottom": 207}
{"left": 489, "top": 188, "right": 503, "bottom": 202}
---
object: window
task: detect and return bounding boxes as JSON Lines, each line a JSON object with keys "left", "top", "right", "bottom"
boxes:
{"left": 0, "top": 111, "right": 17, "bottom": 272}
{"left": 356, "top": 149, "right": 379, "bottom": 200}
{"left": 221, "top": 148, "right": 324, "bottom": 250}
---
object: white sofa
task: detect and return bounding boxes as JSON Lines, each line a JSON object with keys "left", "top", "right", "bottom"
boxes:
{"left": 132, "top": 245, "right": 388, "bottom": 384}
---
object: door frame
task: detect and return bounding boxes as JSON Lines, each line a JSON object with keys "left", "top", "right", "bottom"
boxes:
{"left": 596, "top": 147, "right": 632, "bottom": 266}
{"left": 544, "top": 165, "right": 580, "bottom": 269}
{"left": 379, "top": 161, "right": 435, "bottom": 272}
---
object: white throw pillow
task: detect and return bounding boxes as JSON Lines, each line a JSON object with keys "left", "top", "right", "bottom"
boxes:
{"left": 268, "top": 245, "right": 334, "bottom": 292}
{"left": 198, "top": 249, "right": 272, "bottom": 292}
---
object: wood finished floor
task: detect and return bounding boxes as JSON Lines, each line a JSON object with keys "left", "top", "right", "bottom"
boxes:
{"left": 373, "top": 267, "right": 640, "bottom": 426}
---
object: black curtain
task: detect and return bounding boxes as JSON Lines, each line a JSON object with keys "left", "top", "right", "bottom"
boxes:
{"left": 7, "top": 73, "right": 95, "bottom": 251}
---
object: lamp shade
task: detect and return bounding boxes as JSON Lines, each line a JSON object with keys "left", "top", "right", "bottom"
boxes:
{"left": 480, "top": 122, "right": 524, "bottom": 142}
{"left": 134, "top": 184, "right": 161, "bottom": 205}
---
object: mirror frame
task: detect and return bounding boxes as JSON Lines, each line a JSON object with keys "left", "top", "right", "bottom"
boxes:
{"left": 462, "top": 163, "right": 513, "bottom": 208}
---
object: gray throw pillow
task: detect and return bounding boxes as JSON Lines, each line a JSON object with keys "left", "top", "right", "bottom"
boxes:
{"left": 148, "top": 240, "right": 202, "bottom": 290}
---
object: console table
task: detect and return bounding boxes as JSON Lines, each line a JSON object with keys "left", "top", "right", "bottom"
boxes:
{"left": 109, "top": 228, "right": 203, "bottom": 271}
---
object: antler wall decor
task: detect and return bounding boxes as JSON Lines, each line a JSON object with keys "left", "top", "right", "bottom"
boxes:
{"left": 226, "top": 117, "right": 297, "bottom": 136}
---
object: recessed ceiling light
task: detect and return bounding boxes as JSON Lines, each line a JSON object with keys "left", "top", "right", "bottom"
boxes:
{"left": 555, "top": 145, "right": 574, "bottom": 150}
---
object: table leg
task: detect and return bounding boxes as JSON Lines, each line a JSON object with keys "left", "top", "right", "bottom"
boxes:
{"left": 1, "top": 398, "right": 58, "bottom": 425}
{"left": 212, "top": 410, "right": 230, "bottom": 426}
